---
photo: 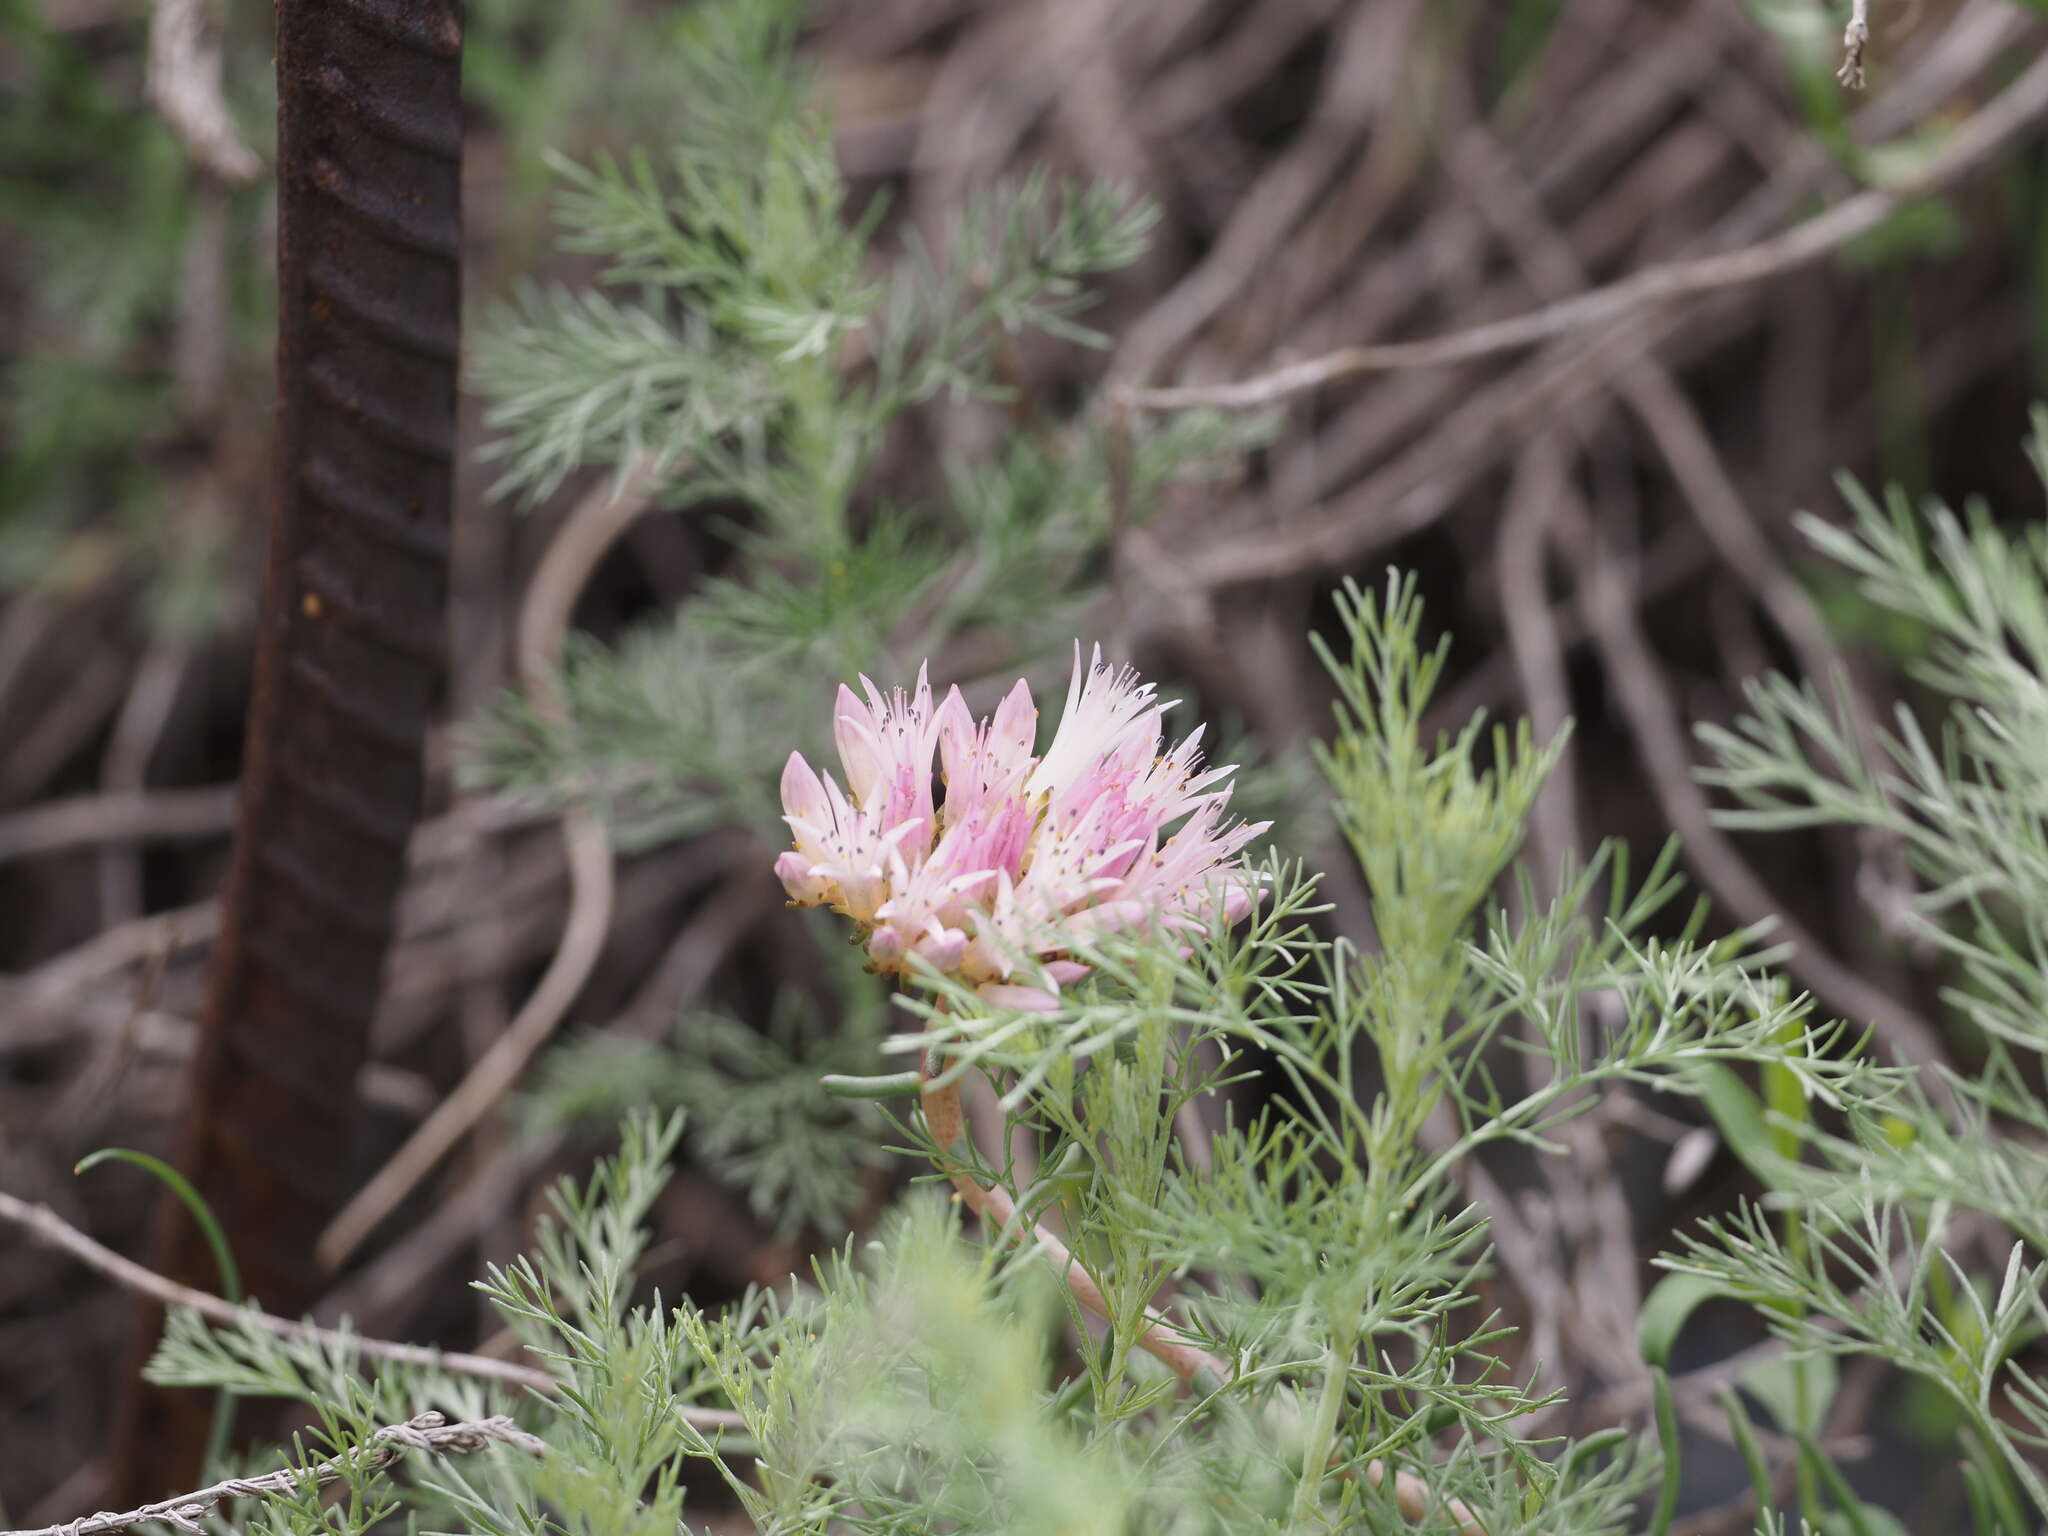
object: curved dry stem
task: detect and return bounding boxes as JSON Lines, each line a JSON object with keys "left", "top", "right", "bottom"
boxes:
{"left": 318, "top": 458, "right": 668, "bottom": 1268}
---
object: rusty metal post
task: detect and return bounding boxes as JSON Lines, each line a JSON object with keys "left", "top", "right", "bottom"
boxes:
{"left": 112, "top": 0, "right": 462, "bottom": 1498}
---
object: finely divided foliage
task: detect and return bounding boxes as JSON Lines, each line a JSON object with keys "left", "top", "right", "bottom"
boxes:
{"left": 127, "top": 4, "right": 2048, "bottom": 1532}
{"left": 465, "top": 0, "right": 1266, "bottom": 854}
{"left": 145, "top": 498, "right": 2048, "bottom": 1532}
{"left": 1668, "top": 413, "right": 2048, "bottom": 1530}
{"left": 141, "top": 563, "right": 1941, "bottom": 1535}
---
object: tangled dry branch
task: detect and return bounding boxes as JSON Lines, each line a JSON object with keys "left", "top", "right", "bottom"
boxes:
{"left": 1, "top": 1411, "right": 542, "bottom": 1536}
{"left": 1117, "top": 37, "right": 2048, "bottom": 411}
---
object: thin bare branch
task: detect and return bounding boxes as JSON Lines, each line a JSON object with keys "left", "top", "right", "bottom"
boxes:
{"left": 1, "top": 1411, "right": 541, "bottom": 1536}
{"left": 146, "top": 0, "right": 262, "bottom": 185}
{"left": 1841, "top": 0, "right": 1872, "bottom": 89}
{"left": 0, "top": 785, "right": 237, "bottom": 866}
{"left": 0, "top": 1190, "right": 547, "bottom": 1391}
{"left": 16, "top": 901, "right": 220, "bottom": 999}
{"left": 0, "top": 1188, "right": 746, "bottom": 1433}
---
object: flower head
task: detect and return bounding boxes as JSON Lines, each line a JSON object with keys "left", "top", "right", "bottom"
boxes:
{"left": 776, "top": 647, "right": 1268, "bottom": 1007}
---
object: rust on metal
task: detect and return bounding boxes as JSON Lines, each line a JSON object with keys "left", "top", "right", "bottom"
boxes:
{"left": 112, "top": 0, "right": 463, "bottom": 1498}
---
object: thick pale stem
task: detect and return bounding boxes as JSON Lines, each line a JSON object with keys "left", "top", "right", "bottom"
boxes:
{"left": 918, "top": 1069, "right": 1480, "bottom": 1534}
{"left": 1289, "top": 1343, "right": 1353, "bottom": 1528}
{"left": 1839, "top": 0, "right": 1871, "bottom": 89}
{"left": 918, "top": 1070, "right": 1226, "bottom": 1384}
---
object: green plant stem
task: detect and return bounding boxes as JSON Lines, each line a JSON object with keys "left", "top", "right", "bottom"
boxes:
{"left": 75, "top": 1147, "right": 242, "bottom": 1475}
{"left": 75, "top": 1148, "right": 242, "bottom": 1302}
{"left": 1717, "top": 1385, "right": 1776, "bottom": 1514}
{"left": 819, "top": 1070, "right": 922, "bottom": 1098}
{"left": 1800, "top": 1429, "right": 1877, "bottom": 1536}
{"left": 1288, "top": 1341, "right": 1353, "bottom": 1529}
{"left": 1965, "top": 1412, "right": 2048, "bottom": 1528}
{"left": 1648, "top": 1368, "right": 1683, "bottom": 1536}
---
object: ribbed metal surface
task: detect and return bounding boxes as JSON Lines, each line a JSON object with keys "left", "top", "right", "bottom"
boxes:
{"left": 113, "top": 0, "right": 461, "bottom": 1497}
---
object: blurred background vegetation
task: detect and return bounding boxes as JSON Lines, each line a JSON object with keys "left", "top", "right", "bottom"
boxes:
{"left": 6, "top": 0, "right": 2048, "bottom": 1528}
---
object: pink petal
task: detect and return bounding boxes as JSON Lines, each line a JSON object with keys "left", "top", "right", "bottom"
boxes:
{"left": 1062, "top": 898, "right": 1147, "bottom": 939}
{"left": 990, "top": 677, "right": 1038, "bottom": 767}
{"left": 1222, "top": 878, "right": 1259, "bottom": 925}
{"left": 978, "top": 983, "right": 1063, "bottom": 1013}
{"left": 935, "top": 685, "right": 976, "bottom": 788}
{"left": 834, "top": 684, "right": 882, "bottom": 801}
{"left": 779, "top": 751, "right": 829, "bottom": 824}
{"left": 915, "top": 925, "right": 968, "bottom": 972}
{"left": 839, "top": 865, "right": 889, "bottom": 923}
{"left": 773, "top": 850, "right": 828, "bottom": 905}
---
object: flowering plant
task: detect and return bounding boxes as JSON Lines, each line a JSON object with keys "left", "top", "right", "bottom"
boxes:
{"left": 773, "top": 647, "right": 1267, "bottom": 1008}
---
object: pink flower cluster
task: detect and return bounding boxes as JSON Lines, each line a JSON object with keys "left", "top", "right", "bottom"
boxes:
{"left": 775, "top": 648, "right": 1267, "bottom": 1009}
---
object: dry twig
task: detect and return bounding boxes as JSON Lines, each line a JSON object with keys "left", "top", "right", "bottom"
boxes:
{"left": 0, "top": 1190, "right": 550, "bottom": 1394}
{"left": 0, "top": 1411, "right": 541, "bottom": 1536}
{"left": 0, "top": 787, "right": 237, "bottom": 866}
{"left": 0, "top": 1189, "right": 746, "bottom": 1431}
{"left": 320, "top": 850, "right": 766, "bottom": 1330}
{"left": 1841, "top": 0, "right": 1873, "bottom": 89}
{"left": 1497, "top": 446, "right": 1580, "bottom": 883}
{"left": 146, "top": 0, "right": 261, "bottom": 185}
{"left": 16, "top": 901, "right": 219, "bottom": 1000}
